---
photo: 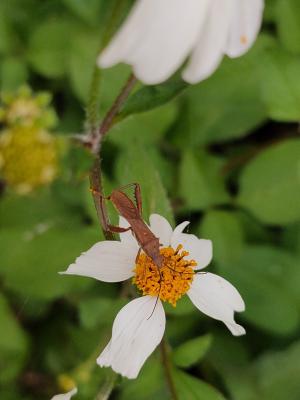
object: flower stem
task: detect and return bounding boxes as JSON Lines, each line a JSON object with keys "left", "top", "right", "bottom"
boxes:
{"left": 88, "top": 73, "right": 137, "bottom": 239}
{"left": 86, "top": 67, "right": 102, "bottom": 137}
{"left": 91, "top": 73, "right": 137, "bottom": 154}
{"left": 160, "top": 337, "right": 179, "bottom": 400}
{"left": 95, "top": 371, "right": 118, "bottom": 400}
{"left": 85, "top": 0, "right": 137, "bottom": 238}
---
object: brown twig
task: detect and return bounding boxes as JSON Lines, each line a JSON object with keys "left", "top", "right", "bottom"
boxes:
{"left": 91, "top": 73, "right": 137, "bottom": 154}
{"left": 160, "top": 337, "right": 179, "bottom": 400}
{"left": 89, "top": 156, "right": 114, "bottom": 240}
{"left": 88, "top": 73, "right": 137, "bottom": 237}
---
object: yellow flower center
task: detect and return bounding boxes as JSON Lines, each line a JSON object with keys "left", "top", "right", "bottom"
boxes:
{"left": 0, "top": 126, "right": 57, "bottom": 194}
{"left": 133, "top": 245, "right": 197, "bottom": 307}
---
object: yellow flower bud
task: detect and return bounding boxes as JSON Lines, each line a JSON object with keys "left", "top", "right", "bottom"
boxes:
{"left": 0, "top": 126, "right": 58, "bottom": 194}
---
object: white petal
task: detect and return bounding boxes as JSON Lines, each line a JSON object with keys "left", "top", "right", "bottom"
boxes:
{"left": 188, "top": 273, "right": 245, "bottom": 336}
{"left": 183, "top": 0, "right": 231, "bottom": 83}
{"left": 51, "top": 388, "right": 77, "bottom": 400}
{"left": 61, "top": 241, "right": 136, "bottom": 282}
{"left": 171, "top": 231, "right": 212, "bottom": 270}
{"left": 118, "top": 216, "right": 139, "bottom": 251}
{"left": 98, "top": 0, "right": 210, "bottom": 84}
{"left": 149, "top": 214, "right": 173, "bottom": 247}
{"left": 173, "top": 221, "right": 190, "bottom": 236}
{"left": 226, "top": 0, "right": 264, "bottom": 58}
{"left": 97, "top": 296, "right": 166, "bottom": 379}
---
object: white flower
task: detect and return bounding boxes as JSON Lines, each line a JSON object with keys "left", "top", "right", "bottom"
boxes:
{"left": 98, "top": 0, "right": 264, "bottom": 84}
{"left": 62, "top": 214, "right": 245, "bottom": 379}
{"left": 50, "top": 388, "right": 77, "bottom": 400}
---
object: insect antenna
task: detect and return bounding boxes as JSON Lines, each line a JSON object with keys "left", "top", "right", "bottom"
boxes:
{"left": 147, "top": 267, "right": 163, "bottom": 320}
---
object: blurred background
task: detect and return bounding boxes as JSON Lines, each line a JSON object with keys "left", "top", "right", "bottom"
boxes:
{"left": 0, "top": 0, "right": 300, "bottom": 399}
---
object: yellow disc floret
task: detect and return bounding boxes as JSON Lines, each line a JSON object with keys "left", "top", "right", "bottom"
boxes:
{"left": 0, "top": 86, "right": 56, "bottom": 129}
{"left": 133, "top": 245, "right": 197, "bottom": 307}
{"left": 0, "top": 126, "right": 57, "bottom": 194}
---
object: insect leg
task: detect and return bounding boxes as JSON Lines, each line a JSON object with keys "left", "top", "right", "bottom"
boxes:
{"left": 112, "top": 182, "right": 142, "bottom": 216}
{"left": 95, "top": 190, "right": 111, "bottom": 232}
{"left": 134, "top": 183, "right": 142, "bottom": 217}
{"left": 107, "top": 224, "right": 132, "bottom": 234}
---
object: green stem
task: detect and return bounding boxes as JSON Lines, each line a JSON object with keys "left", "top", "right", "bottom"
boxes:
{"left": 160, "top": 338, "right": 179, "bottom": 400}
{"left": 85, "top": 0, "right": 136, "bottom": 239}
{"left": 86, "top": 67, "right": 102, "bottom": 137}
{"left": 88, "top": 73, "right": 137, "bottom": 240}
{"left": 95, "top": 372, "right": 118, "bottom": 400}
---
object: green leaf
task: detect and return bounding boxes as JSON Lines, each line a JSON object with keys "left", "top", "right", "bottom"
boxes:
{"left": 99, "top": 64, "right": 132, "bottom": 113}
{"left": 0, "top": 9, "right": 16, "bottom": 55}
{"left": 173, "top": 369, "right": 225, "bottom": 400}
{"left": 226, "top": 340, "right": 300, "bottom": 400}
{"left": 62, "top": 0, "right": 103, "bottom": 24}
{"left": 219, "top": 246, "right": 299, "bottom": 335}
{"left": 115, "top": 141, "right": 174, "bottom": 224}
{"left": 118, "top": 77, "right": 187, "bottom": 119}
{"left": 277, "top": 0, "right": 300, "bottom": 54}
{"left": 173, "top": 37, "right": 270, "bottom": 146}
{"left": 0, "top": 57, "right": 28, "bottom": 90}
{"left": 179, "top": 150, "right": 230, "bottom": 211}
{"left": 238, "top": 139, "right": 300, "bottom": 225}
{"left": 0, "top": 225, "right": 100, "bottom": 301}
{"left": 0, "top": 190, "right": 75, "bottom": 229}
{"left": 79, "top": 297, "right": 126, "bottom": 329}
{"left": 261, "top": 48, "right": 300, "bottom": 121}
{"left": 68, "top": 30, "right": 100, "bottom": 102}
{"left": 164, "top": 296, "right": 196, "bottom": 316}
{"left": 109, "top": 103, "right": 177, "bottom": 147}
{"left": 253, "top": 340, "right": 300, "bottom": 400}
{"left": 28, "top": 20, "right": 79, "bottom": 78}
{"left": 0, "top": 293, "right": 29, "bottom": 384}
{"left": 119, "top": 358, "right": 167, "bottom": 400}
{"left": 199, "top": 211, "right": 245, "bottom": 265}
{"left": 173, "top": 334, "right": 212, "bottom": 368}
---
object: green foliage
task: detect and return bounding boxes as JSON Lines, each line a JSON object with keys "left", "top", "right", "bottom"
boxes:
{"left": 1, "top": 1, "right": 300, "bottom": 399}
{"left": 115, "top": 140, "right": 174, "bottom": 224}
{"left": 261, "top": 48, "right": 300, "bottom": 120}
{"left": 219, "top": 246, "right": 299, "bottom": 335}
{"left": 118, "top": 77, "right": 187, "bottom": 119}
{"left": 0, "top": 293, "right": 29, "bottom": 384}
{"left": 28, "top": 20, "right": 76, "bottom": 78}
{"left": 62, "top": 0, "right": 104, "bottom": 25}
{"left": 179, "top": 150, "right": 229, "bottom": 211}
{"left": 173, "top": 369, "right": 225, "bottom": 400}
{"left": 172, "top": 38, "right": 270, "bottom": 147}
{"left": 277, "top": 0, "right": 300, "bottom": 54}
{"left": 173, "top": 334, "right": 212, "bottom": 368}
{"left": 119, "top": 358, "right": 167, "bottom": 400}
{"left": 0, "top": 57, "right": 28, "bottom": 90}
{"left": 238, "top": 139, "right": 300, "bottom": 225}
{"left": 199, "top": 211, "right": 245, "bottom": 264}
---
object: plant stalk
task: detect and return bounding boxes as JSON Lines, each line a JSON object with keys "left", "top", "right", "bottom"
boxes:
{"left": 160, "top": 337, "right": 179, "bottom": 400}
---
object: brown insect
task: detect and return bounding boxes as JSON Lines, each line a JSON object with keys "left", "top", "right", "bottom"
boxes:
{"left": 92, "top": 183, "right": 164, "bottom": 268}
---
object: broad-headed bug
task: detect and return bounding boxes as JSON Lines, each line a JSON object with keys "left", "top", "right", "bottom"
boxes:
{"left": 91, "top": 183, "right": 164, "bottom": 268}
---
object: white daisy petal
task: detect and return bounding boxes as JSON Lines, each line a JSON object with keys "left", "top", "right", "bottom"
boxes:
{"left": 51, "top": 388, "right": 77, "bottom": 400}
{"left": 171, "top": 231, "right": 212, "bottom": 270}
{"left": 226, "top": 0, "right": 264, "bottom": 58}
{"left": 149, "top": 214, "right": 173, "bottom": 247}
{"left": 97, "top": 296, "right": 166, "bottom": 379}
{"left": 61, "top": 241, "right": 136, "bottom": 282}
{"left": 173, "top": 221, "right": 190, "bottom": 236}
{"left": 119, "top": 216, "right": 139, "bottom": 250}
{"left": 183, "top": 0, "right": 231, "bottom": 83}
{"left": 98, "top": 0, "right": 210, "bottom": 85}
{"left": 188, "top": 273, "right": 245, "bottom": 336}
